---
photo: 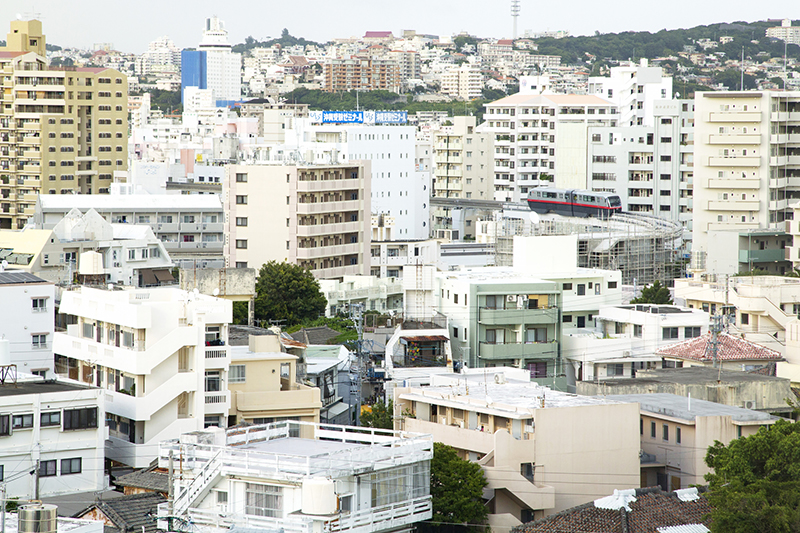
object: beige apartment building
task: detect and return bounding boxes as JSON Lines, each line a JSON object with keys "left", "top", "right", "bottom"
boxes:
{"left": 228, "top": 335, "right": 321, "bottom": 426}
{"left": 323, "top": 56, "right": 401, "bottom": 93}
{"left": 440, "top": 63, "right": 483, "bottom": 101}
{"left": 224, "top": 162, "right": 371, "bottom": 279}
{"left": 394, "top": 368, "right": 640, "bottom": 529}
{"left": 692, "top": 91, "right": 800, "bottom": 257}
{"left": 0, "top": 19, "right": 128, "bottom": 229}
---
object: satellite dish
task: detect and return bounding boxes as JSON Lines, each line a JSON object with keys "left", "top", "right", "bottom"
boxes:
{"left": 529, "top": 211, "right": 540, "bottom": 225}
{"left": 212, "top": 288, "right": 220, "bottom": 296}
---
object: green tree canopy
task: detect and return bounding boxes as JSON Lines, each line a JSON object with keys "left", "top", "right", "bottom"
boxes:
{"left": 631, "top": 280, "right": 673, "bottom": 304}
{"left": 253, "top": 261, "right": 327, "bottom": 326}
{"left": 360, "top": 399, "right": 393, "bottom": 429}
{"left": 419, "top": 443, "right": 489, "bottom": 533}
{"left": 705, "top": 419, "right": 800, "bottom": 533}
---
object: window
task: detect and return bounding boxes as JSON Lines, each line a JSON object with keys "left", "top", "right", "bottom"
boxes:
{"left": 236, "top": 173, "right": 248, "bottom": 182}
{"left": 122, "top": 331, "right": 134, "bottom": 348}
{"left": 205, "top": 371, "right": 221, "bottom": 392}
{"left": 236, "top": 262, "right": 248, "bottom": 268}
{"left": 741, "top": 313, "right": 749, "bottom": 325}
{"left": 369, "top": 464, "right": 429, "bottom": 507}
{"left": 562, "top": 283, "right": 572, "bottom": 291}
{"left": 676, "top": 427, "right": 682, "bottom": 444}
{"left": 663, "top": 327, "right": 679, "bottom": 340}
{"left": 82, "top": 322, "right": 94, "bottom": 338}
{"left": 280, "top": 363, "right": 290, "bottom": 378}
{"left": 32, "top": 334, "right": 47, "bottom": 348}
{"left": 63, "top": 407, "right": 98, "bottom": 430}
{"left": 61, "top": 457, "right": 82, "bottom": 475}
{"left": 236, "top": 195, "right": 247, "bottom": 204}
{"left": 651, "top": 421, "right": 656, "bottom": 438}
{"left": 453, "top": 327, "right": 458, "bottom": 339}
{"left": 236, "top": 217, "right": 248, "bottom": 226}
{"left": 660, "top": 155, "right": 671, "bottom": 161}
{"left": 12, "top": 414, "right": 33, "bottom": 429}
{"left": 39, "top": 460, "right": 57, "bottom": 477}
{"left": 640, "top": 418, "right": 643, "bottom": 435}
{"left": 563, "top": 315, "right": 572, "bottom": 323}
{"left": 0, "top": 415, "right": 8, "bottom": 436}
{"left": 663, "top": 424, "right": 669, "bottom": 441}
{"left": 577, "top": 284, "right": 586, "bottom": 296}
{"left": 684, "top": 326, "right": 701, "bottom": 338}
{"left": 229, "top": 365, "right": 246, "bottom": 383}
{"left": 41, "top": 412, "right": 61, "bottom": 427}
{"left": 485, "top": 295, "right": 497, "bottom": 309}
{"left": 634, "top": 324, "right": 643, "bottom": 338}
{"left": 236, "top": 240, "right": 248, "bottom": 249}
{"left": 245, "top": 483, "right": 282, "bottom": 517}
{"left": 454, "top": 294, "right": 458, "bottom": 304}
{"left": 608, "top": 281, "right": 617, "bottom": 289}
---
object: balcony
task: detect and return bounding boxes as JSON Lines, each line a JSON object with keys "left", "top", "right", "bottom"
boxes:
{"left": 296, "top": 242, "right": 361, "bottom": 260}
{"left": 204, "top": 345, "right": 231, "bottom": 369}
{"left": 296, "top": 178, "right": 361, "bottom": 192}
{"left": 707, "top": 178, "right": 760, "bottom": 189}
{"left": 479, "top": 307, "right": 558, "bottom": 326}
{"left": 478, "top": 341, "right": 557, "bottom": 361}
{"left": 707, "top": 156, "right": 760, "bottom": 167}
{"left": 707, "top": 200, "right": 760, "bottom": 211}
{"left": 204, "top": 390, "right": 231, "bottom": 413}
{"left": 234, "top": 388, "right": 321, "bottom": 415}
{"left": 708, "top": 134, "right": 760, "bottom": 145}
{"left": 708, "top": 112, "right": 761, "bottom": 122}
{"left": 179, "top": 222, "right": 224, "bottom": 233}
{"left": 296, "top": 221, "right": 361, "bottom": 237}
{"left": 738, "top": 249, "right": 787, "bottom": 264}
{"left": 297, "top": 199, "right": 361, "bottom": 215}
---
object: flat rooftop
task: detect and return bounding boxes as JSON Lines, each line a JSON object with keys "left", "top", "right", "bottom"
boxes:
{"left": 597, "top": 367, "right": 789, "bottom": 387}
{"left": 601, "top": 393, "right": 777, "bottom": 423}
{"left": 239, "top": 436, "right": 364, "bottom": 456}
{"left": 0, "top": 379, "right": 96, "bottom": 398}
{"left": 0, "top": 271, "right": 48, "bottom": 285}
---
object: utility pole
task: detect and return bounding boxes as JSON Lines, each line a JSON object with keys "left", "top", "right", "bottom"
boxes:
{"left": 348, "top": 304, "right": 365, "bottom": 426}
{"left": 707, "top": 315, "right": 724, "bottom": 369}
{"left": 34, "top": 459, "right": 40, "bottom": 501}
{"left": 167, "top": 450, "right": 174, "bottom": 532}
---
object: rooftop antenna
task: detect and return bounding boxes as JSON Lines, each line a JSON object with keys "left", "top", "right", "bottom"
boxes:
{"left": 511, "top": 0, "right": 520, "bottom": 40}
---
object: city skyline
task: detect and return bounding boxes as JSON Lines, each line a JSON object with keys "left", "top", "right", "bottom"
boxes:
{"left": 0, "top": 0, "right": 798, "bottom": 52}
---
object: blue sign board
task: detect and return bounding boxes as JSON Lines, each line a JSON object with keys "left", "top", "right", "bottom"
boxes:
{"left": 322, "top": 111, "right": 364, "bottom": 123}
{"left": 374, "top": 111, "right": 407, "bottom": 124}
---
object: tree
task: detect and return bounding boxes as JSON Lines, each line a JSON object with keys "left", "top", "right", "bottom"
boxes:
{"left": 630, "top": 280, "right": 673, "bottom": 304}
{"left": 360, "top": 399, "right": 393, "bottom": 429}
{"left": 419, "top": 443, "right": 488, "bottom": 533}
{"left": 253, "top": 261, "right": 327, "bottom": 326}
{"left": 704, "top": 419, "right": 800, "bottom": 533}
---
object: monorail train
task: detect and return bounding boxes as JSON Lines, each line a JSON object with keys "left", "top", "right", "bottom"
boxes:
{"left": 527, "top": 187, "right": 622, "bottom": 218}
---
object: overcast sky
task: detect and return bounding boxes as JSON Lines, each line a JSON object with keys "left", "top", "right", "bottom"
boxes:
{"left": 0, "top": 0, "right": 798, "bottom": 53}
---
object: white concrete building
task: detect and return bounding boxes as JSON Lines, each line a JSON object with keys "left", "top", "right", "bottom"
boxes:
{"left": 283, "top": 119, "right": 428, "bottom": 239}
{"left": 34, "top": 194, "right": 225, "bottom": 269}
{"left": 198, "top": 17, "right": 242, "bottom": 102}
{"left": 53, "top": 286, "right": 232, "bottom": 468}
{"left": 0, "top": 377, "right": 106, "bottom": 500}
{"left": 440, "top": 62, "right": 483, "bottom": 100}
{"left": 480, "top": 92, "right": 617, "bottom": 201}
{"left": 587, "top": 59, "right": 673, "bottom": 127}
{"left": 766, "top": 19, "right": 800, "bottom": 46}
{"left": 692, "top": 91, "right": 800, "bottom": 260}
{"left": 0, "top": 272, "right": 55, "bottom": 376}
{"left": 319, "top": 275, "right": 404, "bottom": 316}
{"left": 155, "top": 422, "right": 433, "bottom": 533}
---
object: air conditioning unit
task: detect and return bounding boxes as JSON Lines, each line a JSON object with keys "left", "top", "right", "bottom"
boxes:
{"left": 743, "top": 400, "right": 756, "bottom": 410}
{"left": 622, "top": 351, "right": 631, "bottom": 358}
{"left": 506, "top": 295, "right": 516, "bottom": 302}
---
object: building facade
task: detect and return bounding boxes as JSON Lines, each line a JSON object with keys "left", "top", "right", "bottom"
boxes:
{"left": 323, "top": 57, "right": 401, "bottom": 93}
{"left": 0, "top": 271, "right": 55, "bottom": 376}
{"left": 53, "top": 286, "right": 232, "bottom": 468}
{"left": 0, "top": 19, "right": 128, "bottom": 229}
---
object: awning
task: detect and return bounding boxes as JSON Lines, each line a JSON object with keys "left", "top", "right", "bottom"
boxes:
{"left": 400, "top": 335, "right": 449, "bottom": 342}
{"left": 140, "top": 269, "right": 157, "bottom": 286}
{"left": 153, "top": 268, "right": 175, "bottom": 282}
{"left": 325, "top": 401, "right": 351, "bottom": 418}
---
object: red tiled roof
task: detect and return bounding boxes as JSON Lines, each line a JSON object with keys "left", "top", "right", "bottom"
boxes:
{"left": 513, "top": 487, "right": 711, "bottom": 533}
{"left": 656, "top": 332, "right": 782, "bottom": 362}
{"left": 364, "top": 31, "right": 393, "bottom": 38}
{"left": 0, "top": 51, "right": 26, "bottom": 58}
{"left": 497, "top": 39, "right": 514, "bottom": 45}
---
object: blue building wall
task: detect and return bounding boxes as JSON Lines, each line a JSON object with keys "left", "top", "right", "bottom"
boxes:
{"left": 181, "top": 49, "right": 207, "bottom": 104}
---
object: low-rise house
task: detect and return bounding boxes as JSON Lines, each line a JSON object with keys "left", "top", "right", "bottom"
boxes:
{"left": 656, "top": 331, "right": 783, "bottom": 374}
{"left": 76, "top": 493, "right": 167, "bottom": 533}
{"left": 113, "top": 466, "right": 168, "bottom": 496}
{"left": 228, "top": 334, "right": 321, "bottom": 426}
{"left": 605, "top": 393, "right": 777, "bottom": 490}
{"left": 513, "top": 486, "right": 711, "bottom": 533}
{"left": 394, "top": 368, "right": 640, "bottom": 528}
{"left": 155, "top": 422, "right": 433, "bottom": 533}
{"left": 0, "top": 377, "right": 106, "bottom": 500}
{"left": 577, "top": 367, "right": 795, "bottom": 415}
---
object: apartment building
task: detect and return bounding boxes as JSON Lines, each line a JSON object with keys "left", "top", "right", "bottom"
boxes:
{"left": 0, "top": 19, "right": 128, "bottom": 229}
{"left": 386, "top": 49, "right": 421, "bottom": 86}
{"left": 283, "top": 119, "right": 426, "bottom": 239}
{"left": 196, "top": 17, "right": 241, "bottom": 103}
{"left": 319, "top": 275, "right": 404, "bottom": 316}
{"left": 0, "top": 377, "right": 106, "bottom": 499}
{"left": 766, "top": 19, "right": 800, "bottom": 46}
{"left": 609, "top": 394, "right": 775, "bottom": 490}
{"left": 431, "top": 116, "right": 495, "bottom": 238}
{"left": 155, "top": 422, "right": 433, "bottom": 533}
{"left": 323, "top": 56, "right": 401, "bottom": 93}
{"left": 587, "top": 99, "right": 694, "bottom": 239}
{"left": 440, "top": 62, "right": 483, "bottom": 101}
{"left": 587, "top": 59, "right": 673, "bottom": 127}
{"left": 228, "top": 334, "right": 321, "bottom": 426}
{"left": 0, "top": 271, "right": 55, "bottom": 376}
{"left": 481, "top": 92, "right": 617, "bottom": 201}
{"left": 53, "top": 286, "right": 232, "bottom": 468}
{"left": 692, "top": 91, "right": 800, "bottom": 257}
{"left": 224, "top": 163, "right": 370, "bottom": 279}
{"left": 34, "top": 194, "right": 225, "bottom": 269}
{"left": 394, "top": 368, "right": 640, "bottom": 526}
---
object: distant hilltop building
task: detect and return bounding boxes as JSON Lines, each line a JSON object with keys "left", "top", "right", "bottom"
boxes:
{"left": 181, "top": 16, "right": 242, "bottom": 104}
{"left": 766, "top": 19, "right": 800, "bottom": 46}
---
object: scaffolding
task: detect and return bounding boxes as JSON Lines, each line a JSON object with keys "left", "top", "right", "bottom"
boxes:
{"left": 486, "top": 211, "right": 685, "bottom": 285}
